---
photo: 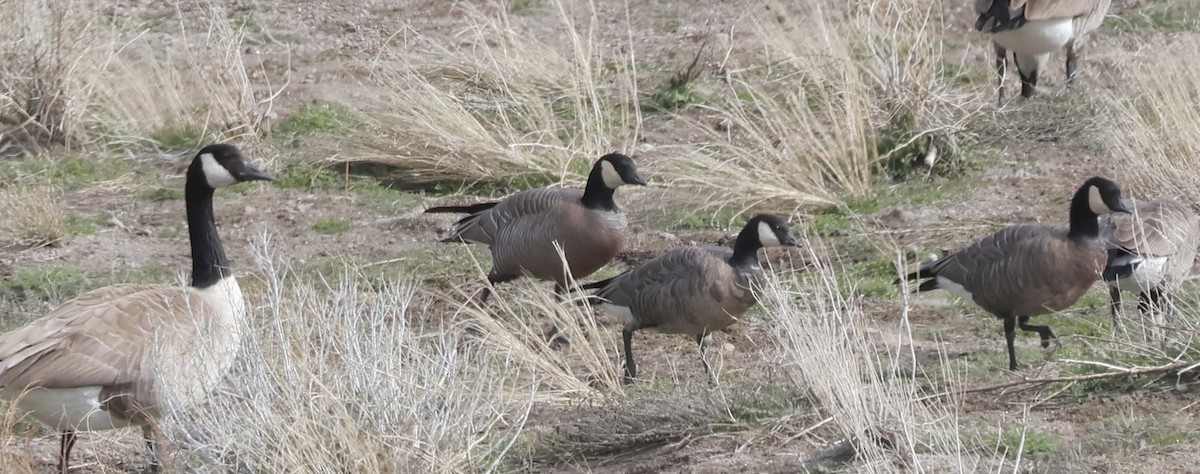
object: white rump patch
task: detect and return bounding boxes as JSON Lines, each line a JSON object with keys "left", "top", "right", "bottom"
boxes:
{"left": 602, "top": 303, "right": 635, "bottom": 325}
{"left": 757, "top": 221, "right": 781, "bottom": 247}
{"left": 992, "top": 19, "right": 1074, "bottom": 55}
{"left": 200, "top": 153, "right": 237, "bottom": 189}
{"left": 1087, "top": 185, "right": 1111, "bottom": 215}
{"left": 600, "top": 160, "right": 624, "bottom": 189}
{"left": 936, "top": 276, "right": 975, "bottom": 304}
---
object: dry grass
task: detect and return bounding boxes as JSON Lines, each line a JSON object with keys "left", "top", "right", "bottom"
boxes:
{"left": 657, "top": 0, "right": 978, "bottom": 215}
{"left": 0, "top": 1, "right": 276, "bottom": 154}
{"left": 91, "top": 5, "right": 280, "bottom": 153}
{"left": 0, "top": 0, "right": 111, "bottom": 149}
{"left": 149, "top": 236, "right": 633, "bottom": 472}
{"left": 0, "top": 184, "right": 69, "bottom": 248}
{"left": 336, "top": 1, "right": 640, "bottom": 188}
{"left": 1101, "top": 37, "right": 1200, "bottom": 207}
{"left": 763, "top": 246, "right": 1005, "bottom": 471}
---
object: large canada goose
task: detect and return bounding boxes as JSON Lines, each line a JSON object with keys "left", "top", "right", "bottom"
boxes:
{"left": 897, "top": 176, "right": 1128, "bottom": 371}
{"left": 425, "top": 153, "right": 646, "bottom": 301}
{"left": 583, "top": 214, "right": 799, "bottom": 384}
{"left": 0, "top": 144, "right": 272, "bottom": 473}
{"left": 975, "top": 0, "right": 1111, "bottom": 102}
{"left": 1100, "top": 198, "right": 1200, "bottom": 326}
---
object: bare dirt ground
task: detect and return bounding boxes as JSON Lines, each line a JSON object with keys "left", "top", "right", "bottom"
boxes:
{"left": 4, "top": 0, "right": 1200, "bottom": 472}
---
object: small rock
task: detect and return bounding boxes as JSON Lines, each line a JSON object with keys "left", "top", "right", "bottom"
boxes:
{"left": 722, "top": 343, "right": 736, "bottom": 353}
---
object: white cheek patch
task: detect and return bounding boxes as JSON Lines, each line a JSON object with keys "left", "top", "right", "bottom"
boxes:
{"left": 200, "top": 153, "right": 237, "bottom": 189}
{"left": 1087, "top": 186, "right": 1110, "bottom": 215}
{"left": 757, "top": 222, "right": 781, "bottom": 247}
{"left": 600, "top": 160, "right": 624, "bottom": 189}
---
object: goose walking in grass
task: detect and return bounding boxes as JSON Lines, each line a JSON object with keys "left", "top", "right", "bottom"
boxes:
{"left": 0, "top": 144, "right": 272, "bottom": 473}
{"left": 975, "top": 0, "right": 1111, "bottom": 102}
{"left": 425, "top": 153, "right": 646, "bottom": 302}
{"left": 1101, "top": 197, "right": 1200, "bottom": 328}
{"left": 583, "top": 214, "right": 799, "bottom": 384}
{"left": 897, "top": 176, "right": 1128, "bottom": 371}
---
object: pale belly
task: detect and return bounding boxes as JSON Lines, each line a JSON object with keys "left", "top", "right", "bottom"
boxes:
{"left": 1109, "top": 256, "right": 1169, "bottom": 293}
{"left": 992, "top": 19, "right": 1075, "bottom": 55}
{"left": 1, "top": 386, "right": 138, "bottom": 431}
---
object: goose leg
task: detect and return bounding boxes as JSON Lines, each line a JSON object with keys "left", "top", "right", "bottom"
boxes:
{"left": 622, "top": 326, "right": 638, "bottom": 384}
{"left": 1109, "top": 287, "right": 1123, "bottom": 330}
{"left": 696, "top": 333, "right": 717, "bottom": 386}
{"left": 1003, "top": 315, "right": 1019, "bottom": 370}
{"left": 1015, "top": 56, "right": 1038, "bottom": 99}
{"left": 479, "top": 272, "right": 518, "bottom": 304}
{"left": 994, "top": 42, "right": 1008, "bottom": 104}
{"left": 1018, "top": 315, "right": 1056, "bottom": 348}
{"left": 143, "top": 425, "right": 160, "bottom": 474}
{"left": 58, "top": 430, "right": 77, "bottom": 474}
{"left": 1065, "top": 38, "right": 1079, "bottom": 85}
{"left": 1137, "top": 290, "right": 1153, "bottom": 315}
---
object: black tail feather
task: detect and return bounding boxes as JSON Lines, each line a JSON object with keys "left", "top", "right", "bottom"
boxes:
{"left": 424, "top": 202, "right": 498, "bottom": 215}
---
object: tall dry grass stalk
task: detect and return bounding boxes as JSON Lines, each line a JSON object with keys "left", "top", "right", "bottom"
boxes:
{"left": 0, "top": 1, "right": 274, "bottom": 153}
{"left": 1101, "top": 37, "right": 1200, "bottom": 207}
{"left": 340, "top": 1, "right": 640, "bottom": 188}
{"left": 764, "top": 245, "right": 1003, "bottom": 471}
{"left": 0, "top": 0, "right": 111, "bottom": 149}
{"left": 91, "top": 6, "right": 278, "bottom": 152}
{"left": 663, "top": 0, "right": 976, "bottom": 214}
{"left": 159, "top": 236, "right": 538, "bottom": 472}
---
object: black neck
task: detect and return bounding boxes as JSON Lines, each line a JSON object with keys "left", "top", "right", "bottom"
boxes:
{"left": 185, "top": 171, "right": 230, "bottom": 288}
{"left": 728, "top": 225, "right": 763, "bottom": 268}
{"left": 1066, "top": 189, "right": 1100, "bottom": 241}
{"left": 580, "top": 166, "right": 617, "bottom": 211}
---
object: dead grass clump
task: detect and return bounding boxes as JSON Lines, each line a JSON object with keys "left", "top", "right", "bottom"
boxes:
{"left": 662, "top": 0, "right": 976, "bottom": 215}
{"left": 339, "top": 1, "right": 639, "bottom": 189}
{"left": 765, "top": 246, "right": 1001, "bottom": 471}
{"left": 1101, "top": 37, "right": 1200, "bottom": 207}
{"left": 0, "top": 184, "right": 69, "bottom": 247}
{"left": 0, "top": 1, "right": 277, "bottom": 155}
{"left": 0, "top": 0, "right": 111, "bottom": 149}
{"left": 159, "top": 237, "right": 535, "bottom": 472}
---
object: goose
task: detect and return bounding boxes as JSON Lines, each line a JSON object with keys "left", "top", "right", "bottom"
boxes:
{"left": 582, "top": 214, "right": 799, "bottom": 384}
{"left": 1100, "top": 197, "right": 1200, "bottom": 326}
{"left": 896, "top": 176, "right": 1128, "bottom": 371}
{"left": 975, "top": 0, "right": 1111, "bottom": 102}
{"left": 424, "top": 153, "right": 646, "bottom": 302}
{"left": 0, "top": 144, "right": 272, "bottom": 473}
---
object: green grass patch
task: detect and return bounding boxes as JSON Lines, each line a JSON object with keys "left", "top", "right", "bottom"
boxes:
{"left": 312, "top": 218, "right": 352, "bottom": 235}
{"left": 841, "top": 257, "right": 899, "bottom": 299}
{"left": 995, "top": 427, "right": 1059, "bottom": 458}
{"left": 274, "top": 103, "right": 357, "bottom": 143}
{"left": 64, "top": 214, "right": 104, "bottom": 236}
{"left": 1101, "top": 0, "right": 1200, "bottom": 35}
{"left": 275, "top": 161, "right": 345, "bottom": 191}
{"left": 666, "top": 207, "right": 742, "bottom": 231}
{"left": 0, "top": 265, "right": 177, "bottom": 304}
{"left": 1, "top": 154, "right": 138, "bottom": 190}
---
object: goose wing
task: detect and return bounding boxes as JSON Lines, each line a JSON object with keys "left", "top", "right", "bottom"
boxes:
{"left": 0, "top": 285, "right": 205, "bottom": 391}
{"left": 435, "top": 188, "right": 582, "bottom": 244}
